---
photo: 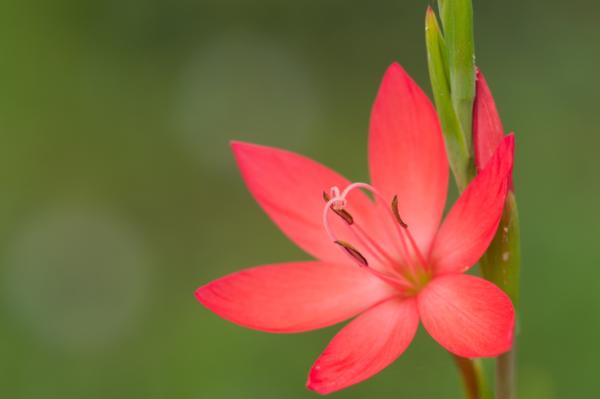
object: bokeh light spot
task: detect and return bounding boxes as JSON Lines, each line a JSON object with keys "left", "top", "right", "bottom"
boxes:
{"left": 4, "top": 206, "right": 151, "bottom": 353}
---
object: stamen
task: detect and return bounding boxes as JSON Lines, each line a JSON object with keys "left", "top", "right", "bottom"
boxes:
{"left": 334, "top": 242, "right": 411, "bottom": 291}
{"left": 320, "top": 184, "right": 420, "bottom": 291}
{"left": 334, "top": 240, "right": 368, "bottom": 267}
{"left": 353, "top": 224, "right": 399, "bottom": 266}
{"left": 323, "top": 192, "right": 354, "bottom": 225}
{"left": 322, "top": 188, "right": 391, "bottom": 267}
{"left": 391, "top": 195, "right": 408, "bottom": 228}
{"left": 337, "top": 183, "right": 432, "bottom": 278}
{"left": 404, "top": 228, "right": 429, "bottom": 271}
{"left": 323, "top": 187, "right": 396, "bottom": 267}
{"left": 338, "top": 183, "right": 413, "bottom": 266}
{"left": 391, "top": 195, "right": 428, "bottom": 271}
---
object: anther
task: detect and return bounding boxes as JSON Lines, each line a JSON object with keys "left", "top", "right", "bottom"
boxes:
{"left": 334, "top": 240, "right": 368, "bottom": 267}
{"left": 391, "top": 195, "right": 408, "bottom": 228}
{"left": 323, "top": 191, "right": 354, "bottom": 225}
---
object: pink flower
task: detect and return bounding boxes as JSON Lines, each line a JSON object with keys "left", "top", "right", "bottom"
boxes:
{"left": 196, "top": 63, "right": 515, "bottom": 394}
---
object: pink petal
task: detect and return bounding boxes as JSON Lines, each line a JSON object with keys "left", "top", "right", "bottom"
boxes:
{"left": 473, "top": 70, "right": 505, "bottom": 172}
{"left": 232, "top": 141, "right": 389, "bottom": 265}
{"left": 430, "top": 134, "right": 515, "bottom": 275}
{"left": 369, "top": 63, "right": 449, "bottom": 255}
{"left": 307, "top": 298, "right": 418, "bottom": 394}
{"left": 417, "top": 274, "right": 514, "bottom": 358}
{"left": 196, "top": 261, "right": 397, "bottom": 333}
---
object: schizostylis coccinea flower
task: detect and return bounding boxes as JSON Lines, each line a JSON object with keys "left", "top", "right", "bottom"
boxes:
{"left": 196, "top": 63, "right": 515, "bottom": 394}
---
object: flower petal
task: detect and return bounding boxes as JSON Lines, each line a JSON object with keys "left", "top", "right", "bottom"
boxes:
{"left": 369, "top": 63, "right": 449, "bottom": 254}
{"left": 196, "top": 261, "right": 397, "bottom": 333}
{"left": 232, "top": 141, "right": 388, "bottom": 265}
{"left": 430, "top": 134, "right": 514, "bottom": 275}
{"left": 473, "top": 69, "right": 505, "bottom": 172}
{"left": 417, "top": 274, "right": 514, "bottom": 358}
{"left": 307, "top": 298, "right": 418, "bottom": 394}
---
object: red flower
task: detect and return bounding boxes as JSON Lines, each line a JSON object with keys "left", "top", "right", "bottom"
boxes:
{"left": 196, "top": 64, "right": 515, "bottom": 394}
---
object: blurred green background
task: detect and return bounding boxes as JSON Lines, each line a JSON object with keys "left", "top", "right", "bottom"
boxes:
{"left": 0, "top": 0, "right": 597, "bottom": 397}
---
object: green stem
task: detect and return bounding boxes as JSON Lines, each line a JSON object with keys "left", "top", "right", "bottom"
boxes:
{"left": 496, "top": 347, "right": 516, "bottom": 399}
{"left": 452, "top": 355, "right": 492, "bottom": 399}
{"left": 480, "top": 193, "right": 521, "bottom": 399}
{"left": 453, "top": 355, "right": 479, "bottom": 399}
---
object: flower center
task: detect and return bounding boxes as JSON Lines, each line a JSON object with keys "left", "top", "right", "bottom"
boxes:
{"left": 321, "top": 182, "right": 430, "bottom": 294}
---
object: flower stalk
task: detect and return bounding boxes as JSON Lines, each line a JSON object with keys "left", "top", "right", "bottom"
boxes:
{"left": 425, "top": 2, "right": 521, "bottom": 399}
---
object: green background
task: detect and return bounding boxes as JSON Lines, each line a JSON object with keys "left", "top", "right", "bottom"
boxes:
{"left": 0, "top": 0, "right": 596, "bottom": 397}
